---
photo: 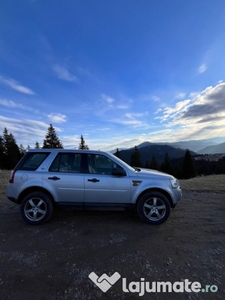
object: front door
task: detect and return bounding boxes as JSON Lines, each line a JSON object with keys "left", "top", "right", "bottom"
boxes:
{"left": 84, "top": 153, "right": 131, "bottom": 204}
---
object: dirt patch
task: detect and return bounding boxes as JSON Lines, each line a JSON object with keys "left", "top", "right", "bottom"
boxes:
{"left": 0, "top": 172, "right": 225, "bottom": 299}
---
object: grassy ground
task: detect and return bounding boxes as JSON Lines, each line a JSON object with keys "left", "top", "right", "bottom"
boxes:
{"left": 179, "top": 174, "right": 225, "bottom": 191}
{"left": 0, "top": 170, "right": 11, "bottom": 201}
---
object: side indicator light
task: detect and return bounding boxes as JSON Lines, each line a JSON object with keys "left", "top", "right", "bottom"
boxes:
{"left": 132, "top": 180, "right": 142, "bottom": 186}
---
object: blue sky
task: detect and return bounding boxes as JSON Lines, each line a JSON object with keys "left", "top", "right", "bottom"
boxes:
{"left": 1, "top": 0, "right": 225, "bottom": 150}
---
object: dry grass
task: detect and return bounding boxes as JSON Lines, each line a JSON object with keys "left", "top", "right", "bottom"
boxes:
{"left": 179, "top": 174, "right": 225, "bottom": 191}
{"left": 0, "top": 170, "right": 11, "bottom": 201}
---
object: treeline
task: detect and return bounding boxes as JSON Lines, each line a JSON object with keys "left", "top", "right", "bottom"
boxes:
{"left": 1, "top": 124, "right": 224, "bottom": 178}
{"left": 115, "top": 146, "right": 225, "bottom": 179}
{"left": 0, "top": 124, "right": 89, "bottom": 169}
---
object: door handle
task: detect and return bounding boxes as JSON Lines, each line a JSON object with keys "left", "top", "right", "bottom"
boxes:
{"left": 48, "top": 176, "right": 60, "bottom": 181}
{"left": 88, "top": 178, "right": 100, "bottom": 183}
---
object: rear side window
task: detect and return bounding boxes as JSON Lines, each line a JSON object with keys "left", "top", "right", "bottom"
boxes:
{"left": 49, "top": 153, "right": 82, "bottom": 173}
{"left": 16, "top": 152, "right": 50, "bottom": 171}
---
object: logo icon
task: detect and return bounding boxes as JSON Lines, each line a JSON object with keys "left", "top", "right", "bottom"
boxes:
{"left": 89, "top": 272, "right": 121, "bottom": 293}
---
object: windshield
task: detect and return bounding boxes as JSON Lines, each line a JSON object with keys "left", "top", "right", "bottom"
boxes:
{"left": 107, "top": 152, "right": 136, "bottom": 172}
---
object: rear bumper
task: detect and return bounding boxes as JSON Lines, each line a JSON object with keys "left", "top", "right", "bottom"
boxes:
{"left": 6, "top": 183, "right": 20, "bottom": 204}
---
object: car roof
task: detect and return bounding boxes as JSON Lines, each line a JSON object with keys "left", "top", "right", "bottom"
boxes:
{"left": 28, "top": 149, "right": 109, "bottom": 155}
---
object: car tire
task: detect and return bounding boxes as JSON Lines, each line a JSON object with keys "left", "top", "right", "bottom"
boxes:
{"left": 20, "top": 192, "right": 53, "bottom": 225}
{"left": 137, "top": 191, "right": 170, "bottom": 225}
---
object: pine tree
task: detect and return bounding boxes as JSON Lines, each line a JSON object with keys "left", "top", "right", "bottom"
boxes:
{"left": 0, "top": 136, "right": 4, "bottom": 169}
{"left": 43, "top": 124, "right": 63, "bottom": 149}
{"left": 182, "top": 150, "right": 197, "bottom": 179}
{"left": 35, "top": 141, "right": 40, "bottom": 149}
{"left": 145, "top": 161, "right": 150, "bottom": 168}
{"left": 130, "top": 146, "right": 142, "bottom": 167}
{"left": 3, "top": 128, "right": 21, "bottom": 169}
{"left": 150, "top": 155, "right": 159, "bottom": 170}
{"left": 161, "top": 153, "right": 173, "bottom": 175}
{"left": 78, "top": 135, "right": 89, "bottom": 150}
{"left": 114, "top": 148, "right": 121, "bottom": 159}
{"left": 19, "top": 144, "right": 26, "bottom": 156}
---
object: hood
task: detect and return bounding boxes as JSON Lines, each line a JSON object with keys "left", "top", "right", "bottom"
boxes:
{"left": 136, "top": 168, "right": 173, "bottom": 179}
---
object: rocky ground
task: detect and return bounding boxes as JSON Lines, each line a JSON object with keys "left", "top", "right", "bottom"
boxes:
{"left": 0, "top": 171, "right": 224, "bottom": 299}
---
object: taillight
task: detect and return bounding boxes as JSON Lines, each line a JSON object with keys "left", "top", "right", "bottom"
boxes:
{"left": 9, "top": 170, "right": 17, "bottom": 183}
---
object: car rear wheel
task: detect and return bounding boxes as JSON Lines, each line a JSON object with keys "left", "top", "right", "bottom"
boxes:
{"left": 20, "top": 192, "right": 53, "bottom": 225}
{"left": 137, "top": 191, "right": 170, "bottom": 225}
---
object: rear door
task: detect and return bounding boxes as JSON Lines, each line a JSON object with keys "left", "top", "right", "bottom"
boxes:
{"left": 43, "top": 152, "right": 84, "bottom": 203}
{"left": 84, "top": 153, "right": 131, "bottom": 204}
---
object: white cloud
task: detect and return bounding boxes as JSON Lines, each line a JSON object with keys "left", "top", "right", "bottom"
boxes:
{"left": 152, "top": 95, "right": 160, "bottom": 102}
{"left": 160, "top": 99, "right": 192, "bottom": 122}
{"left": 111, "top": 118, "right": 142, "bottom": 126}
{"left": 117, "top": 105, "right": 129, "bottom": 109}
{"left": 154, "top": 108, "right": 162, "bottom": 114}
{"left": 0, "top": 98, "right": 39, "bottom": 113}
{"left": 111, "top": 111, "right": 149, "bottom": 128}
{"left": 0, "top": 75, "right": 35, "bottom": 95}
{"left": 53, "top": 65, "right": 78, "bottom": 82}
{"left": 60, "top": 135, "right": 80, "bottom": 148}
{"left": 154, "top": 83, "right": 225, "bottom": 141}
{"left": 48, "top": 113, "right": 67, "bottom": 123}
{"left": 101, "top": 94, "right": 115, "bottom": 104}
{"left": 125, "top": 112, "right": 148, "bottom": 118}
{"left": 198, "top": 63, "right": 207, "bottom": 74}
{"left": 0, "top": 116, "right": 50, "bottom": 146}
{"left": 174, "top": 92, "right": 186, "bottom": 100}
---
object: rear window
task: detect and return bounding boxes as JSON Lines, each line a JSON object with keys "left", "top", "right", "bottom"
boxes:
{"left": 16, "top": 152, "right": 50, "bottom": 171}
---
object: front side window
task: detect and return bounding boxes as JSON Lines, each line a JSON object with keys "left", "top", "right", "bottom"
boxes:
{"left": 49, "top": 153, "right": 81, "bottom": 173}
{"left": 87, "top": 154, "right": 125, "bottom": 175}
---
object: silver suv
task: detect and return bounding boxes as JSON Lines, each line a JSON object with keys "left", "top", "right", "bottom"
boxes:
{"left": 6, "top": 149, "right": 182, "bottom": 225}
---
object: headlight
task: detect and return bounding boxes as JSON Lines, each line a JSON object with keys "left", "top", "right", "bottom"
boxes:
{"left": 170, "top": 178, "right": 180, "bottom": 189}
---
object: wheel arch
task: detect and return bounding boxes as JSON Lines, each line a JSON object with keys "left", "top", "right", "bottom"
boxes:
{"left": 135, "top": 188, "right": 175, "bottom": 208}
{"left": 18, "top": 187, "right": 55, "bottom": 205}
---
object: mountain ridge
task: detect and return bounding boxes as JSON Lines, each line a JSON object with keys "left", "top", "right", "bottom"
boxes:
{"left": 198, "top": 142, "right": 225, "bottom": 154}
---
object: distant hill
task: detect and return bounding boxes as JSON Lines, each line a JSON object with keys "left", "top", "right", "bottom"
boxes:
{"left": 118, "top": 144, "right": 196, "bottom": 165}
{"left": 198, "top": 142, "right": 225, "bottom": 154}
{"left": 111, "top": 138, "right": 225, "bottom": 154}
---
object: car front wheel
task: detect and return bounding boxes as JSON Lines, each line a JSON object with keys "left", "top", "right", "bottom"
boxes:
{"left": 20, "top": 192, "right": 53, "bottom": 225}
{"left": 137, "top": 191, "right": 170, "bottom": 225}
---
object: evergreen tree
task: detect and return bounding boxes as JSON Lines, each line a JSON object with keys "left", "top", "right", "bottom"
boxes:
{"left": 35, "top": 141, "right": 40, "bottom": 149}
{"left": 150, "top": 155, "right": 159, "bottom": 170}
{"left": 182, "top": 149, "right": 197, "bottom": 179}
{"left": 130, "top": 146, "right": 142, "bottom": 167}
{"left": 0, "top": 136, "right": 4, "bottom": 169}
{"left": 161, "top": 153, "right": 173, "bottom": 175}
{"left": 145, "top": 160, "right": 150, "bottom": 169}
{"left": 43, "top": 124, "right": 63, "bottom": 149}
{"left": 78, "top": 135, "right": 89, "bottom": 150}
{"left": 3, "top": 128, "right": 21, "bottom": 169}
{"left": 19, "top": 144, "right": 26, "bottom": 156}
{"left": 114, "top": 148, "right": 121, "bottom": 159}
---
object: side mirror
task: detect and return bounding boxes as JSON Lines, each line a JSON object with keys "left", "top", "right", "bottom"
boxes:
{"left": 112, "top": 168, "right": 126, "bottom": 176}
